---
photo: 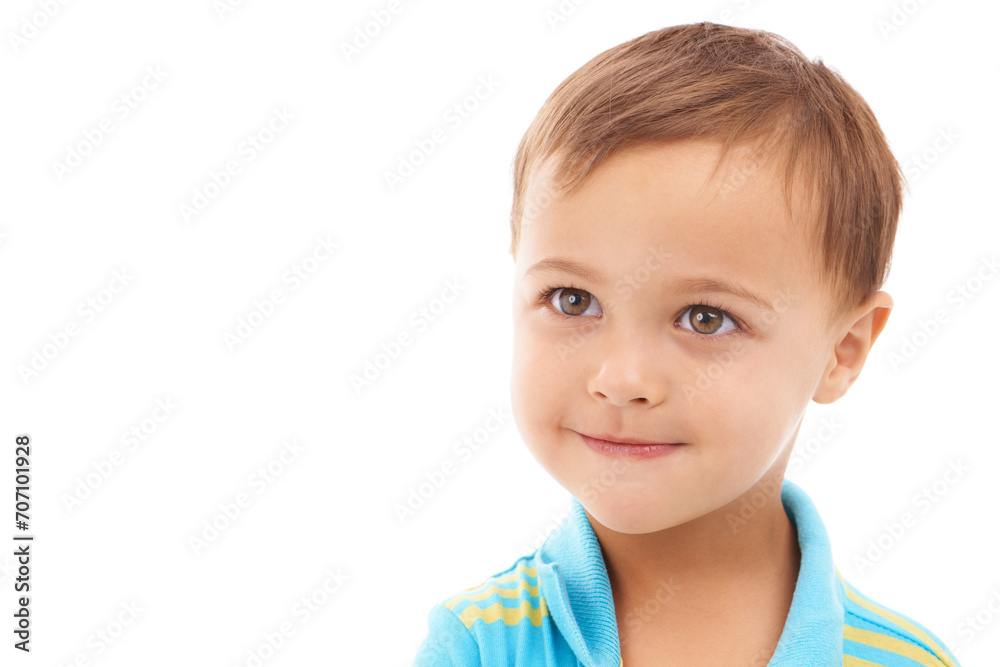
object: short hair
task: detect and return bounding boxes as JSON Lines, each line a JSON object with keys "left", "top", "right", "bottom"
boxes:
{"left": 509, "top": 22, "right": 903, "bottom": 327}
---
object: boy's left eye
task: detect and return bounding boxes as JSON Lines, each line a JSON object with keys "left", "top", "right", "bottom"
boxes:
{"left": 676, "top": 305, "right": 739, "bottom": 336}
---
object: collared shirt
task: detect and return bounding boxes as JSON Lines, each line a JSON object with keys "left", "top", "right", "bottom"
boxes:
{"left": 412, "top": 479, "right": 961, "bottom": 666}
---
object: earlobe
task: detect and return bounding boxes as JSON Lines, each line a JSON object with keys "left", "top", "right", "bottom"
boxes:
{"left": 812, "top": 291, "right": 893, "bottom": 404}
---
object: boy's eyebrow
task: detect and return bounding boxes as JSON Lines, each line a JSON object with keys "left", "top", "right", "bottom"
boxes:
{"left": 676, "top": 277, "right": 777, "bottom": 313}
{"left": 525, "top": 258, "right": 606, "bottom": 285}
{"left": 525, "top": 257, "right": 777, "bottom": 312}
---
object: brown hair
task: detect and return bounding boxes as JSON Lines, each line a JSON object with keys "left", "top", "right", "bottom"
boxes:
{"left": 509, "top": 22, "right": 903, "bottom": 326}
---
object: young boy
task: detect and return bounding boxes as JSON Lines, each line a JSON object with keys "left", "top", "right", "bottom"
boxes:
{"left": 413, "top": 22, "right": 961, "bottom": 667}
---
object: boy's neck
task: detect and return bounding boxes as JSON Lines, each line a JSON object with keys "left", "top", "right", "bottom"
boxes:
{"left": 585, "top": 479, "right": 801, "bottom": 644}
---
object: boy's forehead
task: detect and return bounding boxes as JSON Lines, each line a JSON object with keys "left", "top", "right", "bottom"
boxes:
{"left": 524, "top": 141, "right": 814, "bottom": 251}
{"left": 525, "top": 138, "right": 803, "bottom": 217}
{"left": 517, "top": 139, "right": 826, "bottom": 308}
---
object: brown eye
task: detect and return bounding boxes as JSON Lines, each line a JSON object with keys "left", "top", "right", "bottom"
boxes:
{"left": 552, "top": 288, "right": 600, "bottom": 317}
{"left": 689, "top": 305, "right": 723, "bottom": 334}
{"left": 678, "top": 304, "right": 741, "bottom": 338}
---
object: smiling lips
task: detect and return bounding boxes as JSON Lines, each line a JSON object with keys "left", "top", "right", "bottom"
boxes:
{"left": 577, "top": 431, "right": 686, "bottom": 459}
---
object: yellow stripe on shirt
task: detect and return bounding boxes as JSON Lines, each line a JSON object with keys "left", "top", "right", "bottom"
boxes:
{"left": 456, "top": 598, "right": 550, "bottom": 628}
{"left": 845, "top": 625, "right": 949, "bottom": 667}
{"left": 445, "top": 563, "right": 541, "bottom": 609}
{"left": 844, "top": 656, "right": 893, "bottom": 666}
{"left": 838, "top": 572, "right": 956, "bottom": 667}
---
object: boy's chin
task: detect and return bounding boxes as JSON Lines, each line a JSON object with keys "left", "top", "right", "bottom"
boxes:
{"left": 579, "top": 492, "right": 698, "bottom": 535}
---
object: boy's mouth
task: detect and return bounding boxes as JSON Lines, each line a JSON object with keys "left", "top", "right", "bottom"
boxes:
{"left": 575, "top": 431, "right": 686, "bottom": 460}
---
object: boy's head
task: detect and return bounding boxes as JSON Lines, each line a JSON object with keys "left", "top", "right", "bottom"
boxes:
{"left": 508, "top": 23, "right": 900, "bottom": 534}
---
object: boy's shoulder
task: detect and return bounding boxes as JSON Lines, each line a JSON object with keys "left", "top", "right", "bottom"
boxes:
{"left": 411, "top": 555, "right": 579, "bottom": 667}
{"left": 411, "top": 499, "right": 606, "bottom": 666}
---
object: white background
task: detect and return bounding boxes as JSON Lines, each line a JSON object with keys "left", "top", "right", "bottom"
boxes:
{"left": 1, "top": 0, "right": 997, "bottom": 665}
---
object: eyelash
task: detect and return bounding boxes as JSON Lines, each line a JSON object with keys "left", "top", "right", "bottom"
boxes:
{"left": 535, "top": 283, "right": 746, "bottom": 340}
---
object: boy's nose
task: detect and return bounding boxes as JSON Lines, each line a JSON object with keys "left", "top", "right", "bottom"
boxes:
{"left": 585, "top": 336, "right": 667, "bottom": 408}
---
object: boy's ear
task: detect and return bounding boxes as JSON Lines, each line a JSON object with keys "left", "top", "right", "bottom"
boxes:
{"left": 813, "top": 290, "right": 893, "bottom": 404}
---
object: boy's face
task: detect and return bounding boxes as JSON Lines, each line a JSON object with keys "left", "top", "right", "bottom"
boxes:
{"left": 510, "top": 139, "right": 852, "bottom": 534}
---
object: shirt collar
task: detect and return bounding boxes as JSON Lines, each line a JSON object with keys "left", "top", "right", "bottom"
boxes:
{"left": 535, "top": 479, "right": 844, "bottom": 667}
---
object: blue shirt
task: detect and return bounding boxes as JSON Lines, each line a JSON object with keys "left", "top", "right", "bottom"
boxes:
{"left": 412, "top": 479, "right": 961, "bottom": 666}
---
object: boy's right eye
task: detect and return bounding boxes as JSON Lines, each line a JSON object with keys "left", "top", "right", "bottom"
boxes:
{"left": 538, "top": 286, "right": 604, "bottom": 319}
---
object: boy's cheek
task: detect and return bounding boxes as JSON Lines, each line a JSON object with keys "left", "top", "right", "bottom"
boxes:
{"left": 515, "top": 330, "right": 585, "bottom": 380}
